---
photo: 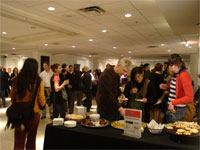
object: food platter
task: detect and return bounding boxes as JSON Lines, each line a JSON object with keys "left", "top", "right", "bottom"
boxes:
{"left": 111, "top": 120, "right": 124, "bottom": 130}
{"left": 81, "top": 118, "right": 110, "bottom": 128}
{"left": 66, "top": 114, "right": 86, "bottom": 122}
{"left": 111, "top": 120, "right": 146, "bottom": 130}
{"left": 165, "top": 121, "right": 200, "bottom": 137}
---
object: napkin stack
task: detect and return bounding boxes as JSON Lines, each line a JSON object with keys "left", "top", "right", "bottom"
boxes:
{"left": 53, "top": 118, "right": 64, "bottom": 126}
{"left": 64, "top": 121, "right": 76, "bottom": 128}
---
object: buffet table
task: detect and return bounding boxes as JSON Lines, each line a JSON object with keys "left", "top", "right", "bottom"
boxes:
{"left": 43, "top": 123, "right": 199, "bottom": 149}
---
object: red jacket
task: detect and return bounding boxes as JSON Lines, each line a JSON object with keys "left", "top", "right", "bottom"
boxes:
{"left": 171, "top": 70, "right": 194, "bottom": 106}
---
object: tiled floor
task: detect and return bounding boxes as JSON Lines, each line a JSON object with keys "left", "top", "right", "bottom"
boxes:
{"left": 0, "top": 98, "right": 97, "bottom": 150}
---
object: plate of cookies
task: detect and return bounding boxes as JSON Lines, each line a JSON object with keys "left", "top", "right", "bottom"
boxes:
{"left": 165, "top": 121, "right": 200, "bottom": 136}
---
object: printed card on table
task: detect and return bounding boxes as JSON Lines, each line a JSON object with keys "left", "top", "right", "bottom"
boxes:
{"left": 123, "top": 108, "right": 142, "bottom": 138}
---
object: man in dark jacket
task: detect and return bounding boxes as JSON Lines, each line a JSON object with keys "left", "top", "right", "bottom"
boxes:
{"left": 96, "top": 58, "right": 133, "bottom": 121}
{"left": 69, "top": 65, "right": 82, "bottom": 114}
{"left": 0, "top": 66, "right": 7, "bottom": 107}
{"left": 81, "top": 66, "right": 92, "bottom": 112}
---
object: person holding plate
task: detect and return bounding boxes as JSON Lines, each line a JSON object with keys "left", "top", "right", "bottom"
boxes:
{"left": 160, "top": 54, "right": 194, "bottom": 123}
{"left": 124, "top": 66, "right": 157, "bottom": 123}
{"left": 96, "top": 58, "right": 133, "bottom": 121}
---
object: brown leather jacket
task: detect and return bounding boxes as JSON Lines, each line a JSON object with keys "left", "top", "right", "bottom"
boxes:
{"left": 96, "top": 67, "right": 121, "bottom": 113}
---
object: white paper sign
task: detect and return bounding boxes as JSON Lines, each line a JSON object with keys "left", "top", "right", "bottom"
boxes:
{"left": 123, "top": 108, "right": 142, "bottom": 138}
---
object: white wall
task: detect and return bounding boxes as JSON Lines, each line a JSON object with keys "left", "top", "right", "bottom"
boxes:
{"left": 0, "top": 55, "right": 26, "bottom": 73}
{"left": 190, "top": 54, "right": 199, "bottom": 89}
{"left": 52, "top": 54, "right": 93, "bottom": 71}
{"left": 2, "top": 53, "right": 195, "bottom": 82}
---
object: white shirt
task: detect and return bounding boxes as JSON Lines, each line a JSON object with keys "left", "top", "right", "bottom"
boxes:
{"left": 40, "top": 70, "right": 53, "bottom": 88}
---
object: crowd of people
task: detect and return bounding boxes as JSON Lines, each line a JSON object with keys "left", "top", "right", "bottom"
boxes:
{"left": 0, "top": 53, "right": 199, "bottom": 149}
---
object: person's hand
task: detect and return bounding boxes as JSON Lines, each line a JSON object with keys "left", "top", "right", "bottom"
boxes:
{"left": 168, "top": 102, "right": 176, "bottom": 114}
{"left": 143, "top": 98, "right": 147, "bottom": 103}
{"left": 63, "top": 80, "right": 69, "bottom": 85}
{"left": 164, "top": 90, "right": 169, "bottom": 94}
{"left": 160, "top": 83, "right": 168, "bottom": 90}
{"left": 118, "top": 107, "right": 124, "bottom": 117}
{"left": 130, "top": 87, "right": 138, "bottom": 94}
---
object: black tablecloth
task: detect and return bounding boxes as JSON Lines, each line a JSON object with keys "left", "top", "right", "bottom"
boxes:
{"left": 43, "top": 123, "right": 199, "bottom": 149}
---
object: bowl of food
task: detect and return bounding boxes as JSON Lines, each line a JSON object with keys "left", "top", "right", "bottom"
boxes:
{"left": 148, "top": 127, "right": 163, "bottom": 134}
{"left": 89, "top": 114, "right": 100, "bottom": 121}
{"left": 147, "top": 120, "right": 164, "bottom": 134}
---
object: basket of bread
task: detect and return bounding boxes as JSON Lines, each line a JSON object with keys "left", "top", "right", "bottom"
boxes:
{"left": 65, "top": 114, "right": 86, "bottom": 122}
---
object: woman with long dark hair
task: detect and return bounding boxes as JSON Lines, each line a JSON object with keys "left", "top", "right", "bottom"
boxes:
{"left": 124, "top": 66, "right": 157, "bottom": 122}
{"left": 149, "top": 63, "right": 165, "bottom": 123}
{"left": 10, "top": 67, "right": 19, "bottom": 86}
{"left": 10, "top": 58, "right": 46, "bottom": 150}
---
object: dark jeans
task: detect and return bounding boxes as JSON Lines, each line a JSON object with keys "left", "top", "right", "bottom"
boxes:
{"left": 97, "top": 107, "right": 122, "bottom": 121}
{"left": 83, "top": 91, "right": 92, "bottom": 112}
{"left": 14, "top": 113, "right": 40, "bottom": 150}
{"left": 166, "top": 107, "right": 186, "bottom": 123}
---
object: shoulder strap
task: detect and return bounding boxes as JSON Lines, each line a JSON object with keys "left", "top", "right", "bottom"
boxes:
{"left": 31, "top": 79, "right": 40, "bottom": 107}
{"left": 143, "top": 79, "right": 150, "bottom": 98}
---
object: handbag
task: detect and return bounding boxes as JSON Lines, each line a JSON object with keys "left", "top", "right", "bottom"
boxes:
{"left": 62, "top": 88, "right": 68, "bottom": 101}
{"left": 182, "top": 102, "right": 196, "bottom": 122}
{"left": 6, "top": 79, "right": 40, "bottom": 129}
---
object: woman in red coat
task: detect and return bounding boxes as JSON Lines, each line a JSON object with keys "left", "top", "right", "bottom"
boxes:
{"left": 160, "top": 54, "right": 193, "bottom": 123}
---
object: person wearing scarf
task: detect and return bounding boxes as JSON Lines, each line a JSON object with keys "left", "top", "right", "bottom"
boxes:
{"left": 160, "top": 54, "right": 193, "bottom": 123}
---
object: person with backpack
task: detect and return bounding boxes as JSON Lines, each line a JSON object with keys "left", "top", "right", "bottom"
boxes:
{"left": 9, "top": 58, "right": 46, "bottom": 150}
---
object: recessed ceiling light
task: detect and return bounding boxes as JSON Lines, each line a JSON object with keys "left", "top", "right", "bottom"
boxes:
{"left": 2, "top": 32, "right": 7, "bottom": 35}
{"left": 185, "top": 43, "right": 189, "bottom": 47}
{"left": 88, "top": 39, "right": 94, "bottom": 42}
{"left": 102, "top": 29, "right": 107, "bottom": 33}
{"left": 168, "top": 49, "right": 171, "bottom": 52}
{"left": 89, "top": 55, "right": 92, "bottom": 58}
{"left": 113, "top": 46, "right": 117, "bottom": 49}
{"left": 161, "top": 44, "right": 165, "bottom": 46}
{"left": 44, "top": 43, "right": 48, "bottom": 46}
{"left": 124, "top": 13, "right": 132, "bottom": 18}
{"left": 48, "top": 7, "right": 55, "bottom": 11}
{"left": 12, "top": 48, "right": 16, "bottom": 50}
{"left": 72, "top": 45, "right": 76, "bottom": 48}
{"left": 128, "top": 51, "right": 132, "bottom": 54}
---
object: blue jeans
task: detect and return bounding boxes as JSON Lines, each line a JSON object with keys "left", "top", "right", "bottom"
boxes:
{"left": 0, "top": 90, "right": 6, "bottom": 106}
{"left": 166, "top": 107, "right": 186, "bottom": 123}
{"left": 97, "top": 107, "right": 122, "bottom": 121}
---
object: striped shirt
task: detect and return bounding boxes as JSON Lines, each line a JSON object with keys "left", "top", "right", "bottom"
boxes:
{"left": 168, "top": 74, "right": 186, "bottom": 107}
